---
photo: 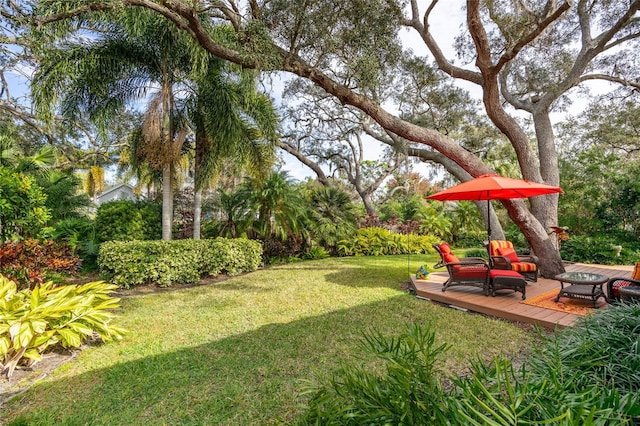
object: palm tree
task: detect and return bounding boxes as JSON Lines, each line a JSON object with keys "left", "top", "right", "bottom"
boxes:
{"left": 242, "top": 171, "right": 306, "bottom": 241}
{"left": 305, "top": 185, "right": 357, "bottom": 252}
{"left": 188, "top": 58, "right": 278, "bottom": 239}
{"left": 208, "top": 188, "right": 255, "bottom": 238}
{"left": 33, "top": 8, "right": 202, "bottom": 240}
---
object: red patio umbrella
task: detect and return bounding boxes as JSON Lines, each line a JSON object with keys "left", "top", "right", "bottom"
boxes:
{"left": 426, "top": 174, "right": 563, "bottom": 241}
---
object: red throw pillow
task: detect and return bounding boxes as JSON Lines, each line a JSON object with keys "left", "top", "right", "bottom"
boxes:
{"left": 438, "top": 242, "right": 452, "bottom": 255}
{"left": 443, "top": 252, "right": 459, "bottom": 264}
{"left": 497, "top": 247, "right": 519, "bottom": 263}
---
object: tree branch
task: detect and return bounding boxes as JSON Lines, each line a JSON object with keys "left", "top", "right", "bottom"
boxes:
{"left": 277, "top": 140, "right": 329, "bottom": 185}
{"left": 494, "top": 1, "right": 571, "bottom": 72}
{"left": 579, "top": 73, "right": 640, "bottom": 91}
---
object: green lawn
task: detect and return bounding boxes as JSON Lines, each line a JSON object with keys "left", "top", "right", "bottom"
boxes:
{"left": 2, "top": 255, "right": 533, "bottom": 425}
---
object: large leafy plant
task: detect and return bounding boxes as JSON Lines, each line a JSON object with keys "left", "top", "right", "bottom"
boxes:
{"left": 0, "top": 275, "right": 126, "bottom": 379}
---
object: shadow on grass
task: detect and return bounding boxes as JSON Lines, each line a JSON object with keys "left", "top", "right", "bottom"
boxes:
{"left": 1, "top": 291, "right": 525, "bottom": 426}
{"left": 2, "top": 296, "right": 407, "bottom": 425}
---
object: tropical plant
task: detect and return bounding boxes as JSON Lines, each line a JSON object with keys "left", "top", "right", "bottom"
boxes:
{"left": 37, "top": 169, "right": 92, "bottom": 223}
{"left": 0, "top": 239, "right": 82, "bottom": 289}
{"left": 0, "top": 167, "right": 51, "bottom": 242}
{"left": 0, "top": 275, "right": 126, "bottom": 379}
{"left": 189, "top": 55, "right": 278, "bottom": 239}
{"left": 32, "top": 7, "right": 203, "bottom": 240}
{"left": 337, "top": 227, "right": 437, "bottom": 257}
{"left": 301, "top": 323, "right": 451, "bottom": 424}
{"left": 242, "top": 171, "right": 307, "bottom": 241}
{"left": 305, "top": 185, "right": 357, "bottom": 253}
{"left": 204, "top": 188, "right": 255, "bottom": 239}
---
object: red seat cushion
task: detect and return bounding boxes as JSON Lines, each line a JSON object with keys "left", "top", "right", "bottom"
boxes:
{"left": 443, "top": 252, "right": 459, "bottom": 264}
{"left": 497, "top": 247, "right": 519, "bottom": 263}
{"left": 489, "top": 270, "right": 524, "bottom": 279}
{"left": 455, "top": 268, "right": 488, "bottom": 279}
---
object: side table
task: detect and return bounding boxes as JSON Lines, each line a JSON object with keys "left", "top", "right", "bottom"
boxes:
{"left": 554, "top": 272, "right": 609, "bottom": 308}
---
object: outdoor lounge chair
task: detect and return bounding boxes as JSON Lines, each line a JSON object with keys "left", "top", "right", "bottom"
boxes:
{"left": 607, "top": 263, "right": 640, "bottom": 303}
{"left": 433, "top": 242, "right": 490, "bottom": 295}
{"left": 488, "top": 240, "right": 539, "bottom": 282}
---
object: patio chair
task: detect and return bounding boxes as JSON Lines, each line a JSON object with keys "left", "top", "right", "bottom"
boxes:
{"left": 607, "top": 262, "right": 640, "bottom": 303}
{"left": 433, "top": 242, "right": 490, "bottom": 295}
{"left": 487, "top": 240, "right": 539, "bottom": 282}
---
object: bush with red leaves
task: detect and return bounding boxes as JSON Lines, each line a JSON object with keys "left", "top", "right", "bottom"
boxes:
{"left": 0, "top": 240, "right": 82, "bottom": 289}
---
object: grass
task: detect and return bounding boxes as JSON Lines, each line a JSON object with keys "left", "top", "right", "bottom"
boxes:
{"left": 2, "top": 255, "right": 534, "bottom": 425}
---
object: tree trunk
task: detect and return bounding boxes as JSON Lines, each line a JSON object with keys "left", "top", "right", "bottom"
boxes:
{"left": 503, "top": 198, "right": 564, "bottom": 278}
{"left": 193, "top": 188, "right": 202, "bottom": 240}
{"left": 530, "top": 108, "right": 561, "bottom": 235}
{"left": 161, "top": 163, "right": 172, "bottom": 241}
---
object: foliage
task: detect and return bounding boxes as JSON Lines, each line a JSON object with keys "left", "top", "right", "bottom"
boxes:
{"left": 0, "top": 240, "right": 81, "bottom": 289}
{"left": 303, "top": 246, "right": 330, "bottom": 260}
{"left": 304, "top": 185, "right": 357, "bottom": 253}
{"left": 0, "top": 275, "right": 126, "bottom": 379}
{"left": 94, "top": 200, "right": 161, "bottom": 243}
{"left": 560, "top": 235, "right": 640, "bottom": 265}
{"left": 0, "top": 167, "right": 51, "bottom": 242}
{"left": 301, "top": 323, "right": 451, "bottom": 425}
{"left": 48, "top": 217, "right": 99, "bottom": 271}
{"left": 203, "top": 188, "right": 254, "bottom": 239}
{"left": 37, "top": 170, "right": 91, "bottom": 223}
{"left": 98, "top": 238, "right": 262, "bottom": 288}
{"left": 243, "top": 171, "right": 307, "bottom": 240}
{"left": 337, "top": 227, "right": 439, "bottom": 257}
{"left": 262, "top": 234, "right": 305, "bottom": 265}
{"left": 455, "top": 305, "right": 640, "bottom": 424}
{"left": 531, "top": 304, "right": 640, "bottom": 402}
{"left": 464, "top": 248, "right": 488, "bottom": 259}
{"left": 301, "top": 305, "right": 640, "bottom": 424}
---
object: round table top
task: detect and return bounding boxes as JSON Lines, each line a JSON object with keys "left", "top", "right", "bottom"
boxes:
{"left": 554, "top": 271, "right": 609, "bottom": 285}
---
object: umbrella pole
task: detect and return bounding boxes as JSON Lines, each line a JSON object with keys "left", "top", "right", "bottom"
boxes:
{"left": 487, "top": 200, "right": 492, "bottom": 269}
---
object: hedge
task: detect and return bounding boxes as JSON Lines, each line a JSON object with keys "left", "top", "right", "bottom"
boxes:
{"left": 98, "top": 238, "right": 262, "bottom": 288}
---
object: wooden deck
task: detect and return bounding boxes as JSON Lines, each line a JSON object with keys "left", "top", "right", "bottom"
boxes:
{"left": 410, "top": 262, "right": 633, "bottom": 329}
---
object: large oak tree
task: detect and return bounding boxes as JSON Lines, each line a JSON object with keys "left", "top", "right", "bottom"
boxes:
{"left": 23, "top": 0, "right": 640, "bottom": 276}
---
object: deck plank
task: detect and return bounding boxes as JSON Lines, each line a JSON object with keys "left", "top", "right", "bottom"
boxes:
{"left": 411, "top": 262, "right": 631, "bottom": 328}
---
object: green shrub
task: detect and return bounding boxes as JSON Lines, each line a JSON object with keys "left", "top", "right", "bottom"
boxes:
{"left": 337, "top": 227, "right": 439, "bottom": 256}
{"left": 464, "top": 248, "right": 488, "bottom": 258}
{"left": 455, "top": 304, "right": 640, "bottom": 424}
{"left": 98, "top": 238, "right": 262, "bottom": 288}
{"left": 48, "top": 217, "right": 100, "bottom": 271}
{"left": 95, "top": 201, "right": 161, "bottom": 242}
{"left": 560, "top": 235, "right": 640, "bottom": 265}
{"left": 0, "top": 275, "right": 126, "bottom": 379}
{"left": 303, "top": 246, "right": 330, "bottom": 260}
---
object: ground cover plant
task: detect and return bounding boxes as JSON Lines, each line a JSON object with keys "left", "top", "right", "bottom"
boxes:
{"left": 301, "top": 301, "right": 640, "bottom": 424}
{"left": 1, "top": 255, "right": 533, "bottom": 424}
